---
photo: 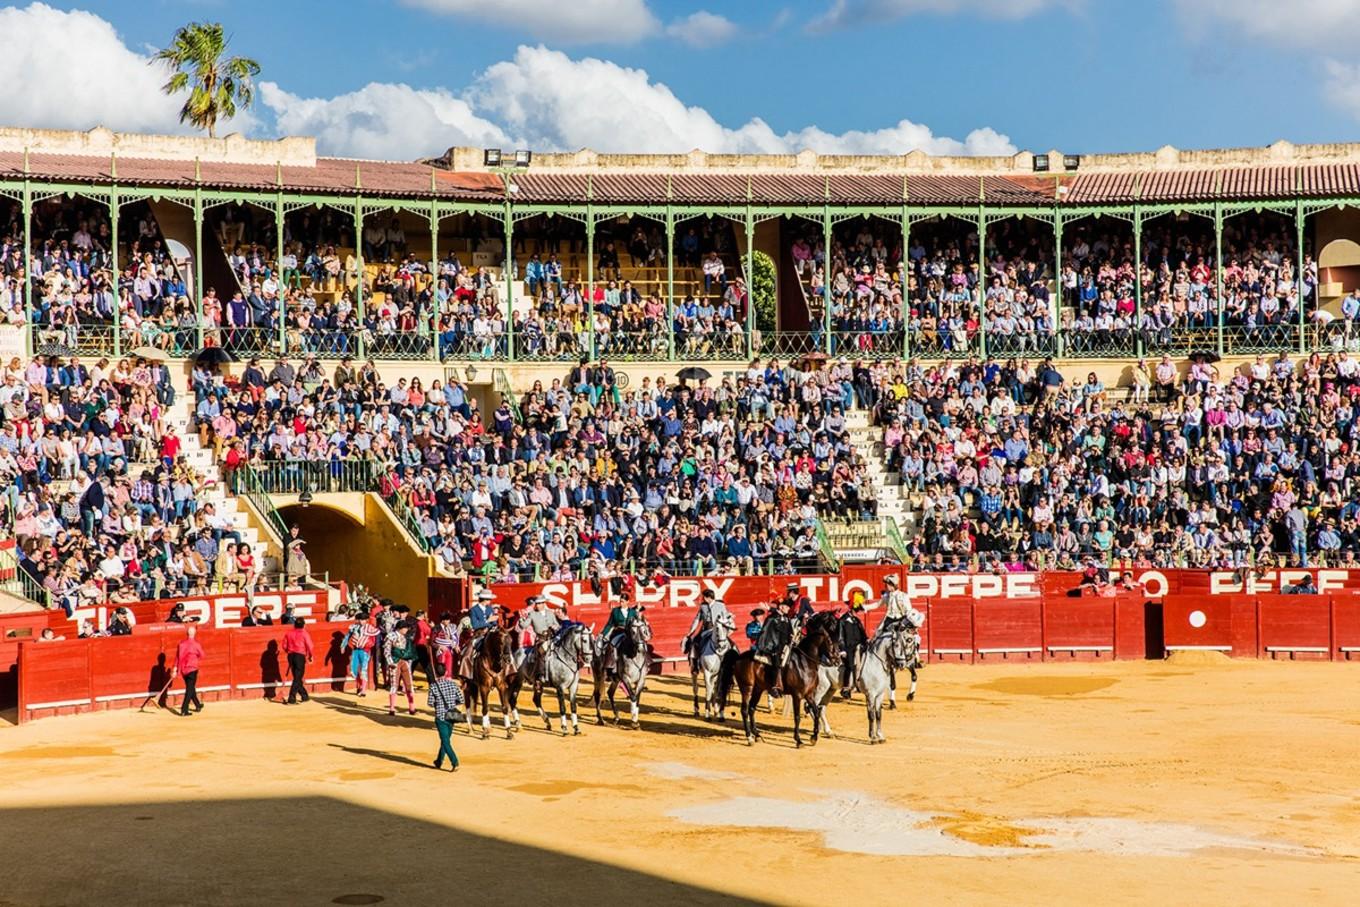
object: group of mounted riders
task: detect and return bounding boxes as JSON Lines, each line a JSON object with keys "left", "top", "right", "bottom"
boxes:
{"left": 348, "top": 572, "right": 924, "bottom": 742}
{"left": 686, "top": 574, "right": 925, "bottom": 745}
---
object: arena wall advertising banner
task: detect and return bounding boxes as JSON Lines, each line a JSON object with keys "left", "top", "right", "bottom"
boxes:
{"left": 490, "top": 568, "right": 1360, "bottom": 612}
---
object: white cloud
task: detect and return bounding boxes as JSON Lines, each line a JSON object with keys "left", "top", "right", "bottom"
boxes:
{"left": 261, "top": 81, "right": 511, "bottom": 159}
{"left": 0, "top": 6, "right": 1012, "bottom": 162}
{"left": 401, "top": 0, "right": 660, "bottom": 44}
{"left": 665, "top": 11, "right": 739, "bottom": 46}
{"left": 810, "top": 0, "right": 1076, "bottom": 31}
{"left": 1323, "top": 59, "right": 1360, "bottom": 121}
{"left": 1174, "top": 0, "right": 1360, "bottom": 46}
{"left": 0, "top": 2, "right": 243, "bottom": 135}
{"left": 469, "top": 46, "right": 1014, "bottom": 155}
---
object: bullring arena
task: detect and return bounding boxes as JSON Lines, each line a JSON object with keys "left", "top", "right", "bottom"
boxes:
{"left": 8, "top": 28, "right": 1360, "bottom": 900}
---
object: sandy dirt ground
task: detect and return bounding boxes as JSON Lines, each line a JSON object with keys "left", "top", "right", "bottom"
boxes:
{"left": 1, "top": 660, "right": 1359, "bottom": 906}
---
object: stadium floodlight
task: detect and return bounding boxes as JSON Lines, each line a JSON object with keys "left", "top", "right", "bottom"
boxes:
{"left": 1064, "top": 154, "right": 1082, "bottom": 171}
{"left": 483, "top": 148, "right": 503, "bottom": 167}
{"left": 1032, "top": 154, "right": 1050, "bottom": 173}
{"left": 513, "top": 150, "right": 532, "bottom": 168}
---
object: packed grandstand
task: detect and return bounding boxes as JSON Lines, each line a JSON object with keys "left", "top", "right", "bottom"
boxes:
{"left": 5, "top": 129, "right": 1360, "bottom": 616}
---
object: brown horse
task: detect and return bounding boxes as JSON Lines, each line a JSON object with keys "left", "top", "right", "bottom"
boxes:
{"left": 462, "top": 626, "right": 515, "bottom": 740}
{"left": 718, "top": 621, "right": 840, "bottom": 747}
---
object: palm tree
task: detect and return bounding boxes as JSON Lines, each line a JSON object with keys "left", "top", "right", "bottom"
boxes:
{"left": 153, "top": 23, "right": 260, "bottom": 138}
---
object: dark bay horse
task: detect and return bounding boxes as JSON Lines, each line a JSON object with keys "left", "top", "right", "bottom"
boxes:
{"left": 718, "top": 621, "right": 840, "bottom": 747}
{"left": 463, "top": 626, "right": 515, "bottom": 739}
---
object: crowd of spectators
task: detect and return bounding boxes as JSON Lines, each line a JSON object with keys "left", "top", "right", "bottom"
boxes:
{"left": 195, "top": 353, "right": 875, "bottom": 582}
{"left": 791, "top": 217, "right": 1319, "bottom": 359}
{"left": 0, "top": 352, "right": 289, "bottom": 614}
{"left": 870, "top": 349, "right": 1360, "bottom": 571}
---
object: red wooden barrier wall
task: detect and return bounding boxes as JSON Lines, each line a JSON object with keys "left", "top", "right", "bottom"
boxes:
{"left": 1164, "top": 594, "right": 1360, "bottom": 660}
{"left": 17, "top": 622, "right": 352, "bottom": 723}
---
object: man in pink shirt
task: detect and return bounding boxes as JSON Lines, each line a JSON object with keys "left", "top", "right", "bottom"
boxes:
{"left": 282, "top": 617, "right": 314, "bottom": 704}
{"left": 173, "top": 624, "right": 205, "bottom": 716}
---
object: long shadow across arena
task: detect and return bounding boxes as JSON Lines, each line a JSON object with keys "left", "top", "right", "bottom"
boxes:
{"left": 0, "top": 796, "right": 769, "bottom": 906}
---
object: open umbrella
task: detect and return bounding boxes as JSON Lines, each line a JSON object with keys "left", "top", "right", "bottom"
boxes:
{"left": 36, "top": 341, "right": 73, "bottom": 358}
{"left": 677, "top": 366, "right": 712, "bottom": 382}
{"left": 193, "top": 346, "right": 235, "bottom": 365}
{"left": 129, "top": 345, "right": 168, "bottom": 362}
{"left": 1188, "top": 349, "right": 1221, "bottom": 364}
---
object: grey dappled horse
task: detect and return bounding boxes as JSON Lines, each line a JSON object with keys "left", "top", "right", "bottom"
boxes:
{"left": 509, "top": 623, "right": 593, "bottom": 736}
{"left": 592, "top": 613, "right": 653, "bottom": 729}
{"left": 689, "top": 612, "right": 737, "bottom": 720}
{"left": 859, "top": 625, "right": 917, "bottom": 743}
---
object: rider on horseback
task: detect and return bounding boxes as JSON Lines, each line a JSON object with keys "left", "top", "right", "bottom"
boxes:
{"left": 523, "top": 596, "right": 561, "bottom": 684}
{"left": 876, "top": 574, "right": 913, "bottom": 636}
{"left": 458, "top": 589, "right": 499, "bottom": 680}
{"left": 683, "top": 589, "right": 733, "bottom": 667}
{"left": 783, "top": 583, "right": 815, "bottom": 625}
{"left": 600, "top": 596, "right": 639, "bottom": 676}
{"left": 754, "top": 598, "right": 794, "bottom": 697}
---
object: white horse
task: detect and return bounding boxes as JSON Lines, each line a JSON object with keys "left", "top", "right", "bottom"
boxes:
{"left": 689, "top": 613, "right": 737, "bottom": 720}
{"left": 509, "top": 623, "right": 593, "bottom": 736}
{"left": 592, "top": 613, "right": 653, "bottom": 729}
{"left": 858, "top": 625, "right": 916, "bottom": 743}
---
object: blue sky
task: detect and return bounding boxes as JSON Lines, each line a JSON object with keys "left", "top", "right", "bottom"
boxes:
{"left": 1, "top": 0, "right": 1357, "bottom": 159}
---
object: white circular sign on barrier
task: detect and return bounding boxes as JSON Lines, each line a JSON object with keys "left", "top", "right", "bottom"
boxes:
{"left": 1188, "top": 610, "right": 1207, "bottom": 629}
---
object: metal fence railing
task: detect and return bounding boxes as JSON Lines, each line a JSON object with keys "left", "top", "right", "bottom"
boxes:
{"left": 382, "top": 491, "right": 433, "bottom": 554}
{"left": 814, "top": 517, "right": 842, "bottom": 573}
{"left": 243, "top": 460, "right": 377, "bottom": 495}
{"left": 233, "top": 466, "right": 289, "bottom": 545}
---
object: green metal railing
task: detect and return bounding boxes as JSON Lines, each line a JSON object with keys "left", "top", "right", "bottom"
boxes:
{"left": 884, "top": 516, "right": 910, "bottom": 565}
{"left": 493, "top": 367, "right": 522, "bottom": 423}
{"left": 0, "top": 544, "right": 53, "bottom": 609}
{"left": 244, "top": 460, "right": 376, "bottom": 495}
{"left": 813, "top": 518, "right": 842, "bottom": 573}
{"left": 234, "top": 466, "right": 289, "bottom": 546}
{"left": 382, "top": 491, "right": 433, "bottom": 554}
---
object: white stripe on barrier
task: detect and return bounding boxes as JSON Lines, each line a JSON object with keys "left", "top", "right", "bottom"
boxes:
{"left": 977, "top": 647, "right": 1041, "bottom": 654}
{"left": 1264, "top": 646, "right": 1328, "bottom": 653}
{"left": 1165, "top": 645, "right": 1232, "bottom": 651}
{"left": 1047, "top": 645, "right": 1114, "bottom": 652}
{"left": 932, "top": 648, "right": 972, "bottom": 655}
{"left": 1342, "top": 647, "right": 1360, "bottom": 653}
{"left": 95, "top": 691, "right": 157, "bottom": 703}
{"left": 26, "top": 698, "right": 92, "bottom": 710}
{"left": 162, "top": 685, "right": 232, "bottom": 695}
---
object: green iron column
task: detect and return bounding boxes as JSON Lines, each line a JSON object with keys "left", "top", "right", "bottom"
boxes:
{"left": 1296, "top": 198, "right": 1307, "bottom": 354}
{"left": 822, "top": 207, "right": 832, "bottom": 355}
{"left": 110, "top": 187, "right": 120, "bottom": 357}
{"left": 900, "top": 210, "right": 910, "bottom": 359}
{"left": 21, "top": 179, "right": 32, "bottom": 356}
{"left": 428, "top": 204, "right": 439, "bottom": 362}
{"left": 744, "top": 207, "right": 754, "bottom": 360}
{"left": 193, "top": 187, "right": 204, "bottom": 350}
{"left": 503, "top": 194, "right": 515, "bottom": 362}
{"left": 353, "top": 197, "right": 365, "bottom": 360}
{"left": 1214, "top": 203, "right": 1224, "bottom": 357}
{"left": 1133, "top": 205, "right": 1143, "bottom": 357}
{"left": 977, "top": 210, "right": 987, "bottom": 359}
{"left": 667, "top": 209, "right": 677, "bottom": 359}
{"left": 275, "top": 193, "right": 285, "bottom": 355}
{"left": 586, "top": 208, "right": 595, "bottom": 359}
{"left": 1053, "top": 211, "right": 1064, "bottom": 358}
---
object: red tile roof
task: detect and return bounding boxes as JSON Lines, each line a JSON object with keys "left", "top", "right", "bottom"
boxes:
{"left": 0, "top": 150, "right": 503, "bottom": 199}
{"left": 3, "top": 148, "right": 1358, "bottom": 207}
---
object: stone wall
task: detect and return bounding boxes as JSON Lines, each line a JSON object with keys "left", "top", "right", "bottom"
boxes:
{"left": 447, "top": 140, "right": 1360, "bottom": 176}
{"left": 0, "top": 126, "right": 316, "bottom": 166}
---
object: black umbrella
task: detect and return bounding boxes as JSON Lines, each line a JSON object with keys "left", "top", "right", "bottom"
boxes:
{"left": 36, "top": 341, "right": 73, "bottom": 358}
{"left": 677, "top": 366, "right": 711, "bottom": 382}
{"left": 193, "top": 346, "right": 235, "bottom": 365}
{"left": 1189, "top": 349, "right": 1221, "bottom": 364}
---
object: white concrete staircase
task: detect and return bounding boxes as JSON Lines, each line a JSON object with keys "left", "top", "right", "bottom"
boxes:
{"left": 844, "top": 408, "right": 918, "bottom": 544}
{"left": 161, "top": 396, "right": 276, "bottom": 568}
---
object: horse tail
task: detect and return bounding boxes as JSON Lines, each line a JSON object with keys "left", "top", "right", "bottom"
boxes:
{"left": 716, "top": 647, "right": 738, "bottom": 706}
